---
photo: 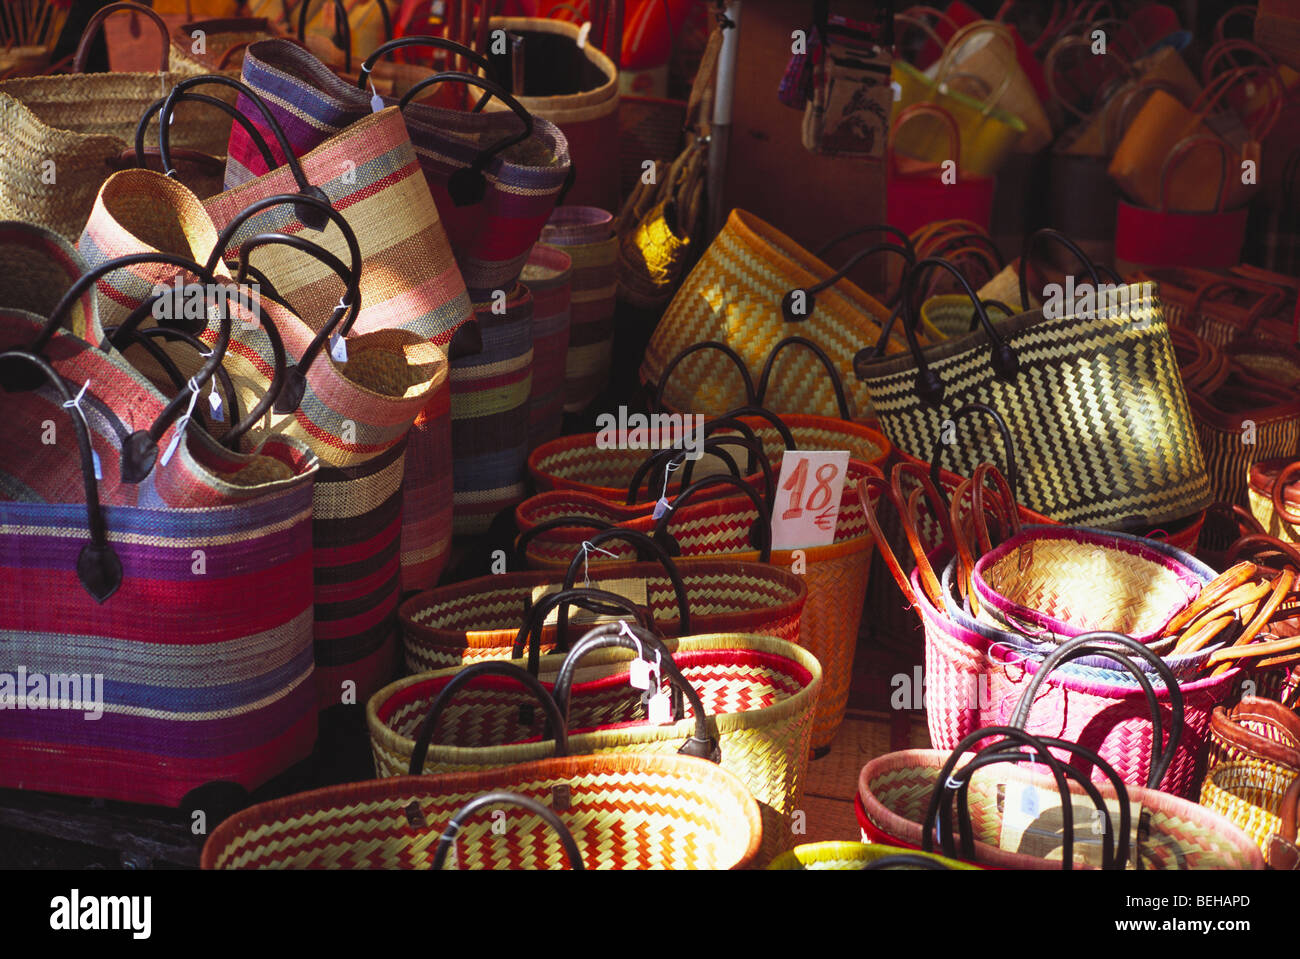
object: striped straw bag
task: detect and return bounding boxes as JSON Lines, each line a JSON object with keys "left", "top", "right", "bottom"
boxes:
{"left": 1205, "top": 697, "right": 1300, "bottom": 773}
{"left": 1248, "top": 458, "right": 1300, "bottom": 543}
{"left": 0, "top": 223, "right": 319, "bottom": 806}
{"left": 193, "top": 84, "right": 471, "bottom": 592}
{"left": 641, "top": 212, "right": 913, "bottom": 420}
{"left": 1200, "top": 764, "right": 1300, "bottom": 867}
{"left": 451, "top": 284, "right": 534, "bottom": 536}
{"left": 521, "top": 244, "right": 572, "bottom": 450}
{"left": 856, "top": 735, "right": 1264, "bottom": 869}
{"left": 202, "top": 753, "right": 761, "bottom": 869}
{"left": 399, "top": 542, "right": 806, "bottom": 673}
{"left": 226, "top": 38, "right": 572, "bottom": 298}
{"left": 514, "top": 461, "right": 880, "bottom": 751}
{"left": 367, "top": 624, "right": 821, "bottom": 862}
{"left": 1190, "top": 378, "right": 1300, "bottom": 507}
{"left": 855, "top": 241, "right": 1213, "bottom": 530}
{"left": 540, "top": 207, "right": 617, "bottom": 414}
{"left": 77, "top": 169, "right": 445, "bottom": 709}
{"left": 0, "top": 2, "right": 238, "bottom": 240}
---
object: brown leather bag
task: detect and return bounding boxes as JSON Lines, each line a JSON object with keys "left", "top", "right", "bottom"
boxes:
{"left": 1209, "top": 696, "right": 1300, "bottom": 770}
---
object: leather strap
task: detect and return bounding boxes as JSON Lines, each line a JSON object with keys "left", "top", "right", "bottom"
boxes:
{"left": 1210, "top": 697, "right": 1300, "bottom": 770}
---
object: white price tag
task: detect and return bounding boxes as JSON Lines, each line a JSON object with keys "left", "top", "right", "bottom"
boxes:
{"left": 330, "top": 333, "right": 349, "bottom": 363}
{"left": 647, "top": 689, "right": 672, "bottom": 725}
{"left": 769, "top": 451, "right": 850, "bottom": 550}
{"left": 208, "top": 388, "right": 224, "bottom": 422}
{"left": 628, "top": 657, "right": 651, "bottom": 690}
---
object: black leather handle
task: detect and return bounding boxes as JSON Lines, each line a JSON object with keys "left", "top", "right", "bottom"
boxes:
{"left": 757, "top": 335, "right": 852, "bottom": 420}
{"left": 560, "top": 528, "right": 690, "bottom": 639}
{"left": 652, "top": 340, "right": 757, "bottom": 414}
{"left": 626, "top": 430, "right": 752, "bottom": 506}
{"left": 134, "top": 91, "right": 277, "bottom": 180}
{"left": 102, "top": 322, "right": 245, "bottom": 441}
{"left": 26, "top": 251, "right": 232, "bottom": 485}
{"left": 898, "top": 256, "right": 1019, "bottom": 408}
{"left": 711, "top": 405, "right": 799, "bottom": 457}
{"left": 678, "top": 434, "right": 775, "bottom": 506}
{"left": 513, "top": 515, "right": 616, "bottom": 569}
{"left": 205, "top": 192, "right": 363, "bottom": 414}
{"left": 398, "top": 72, "right": 535, "bottom": 207}
{"left": 157, "top": 75, "right": 334, "bottom": 231}
{"left": 550, "top": 621, "right": 721, "bottom": 763}
{"left": 928, "top": 401, "right": 1020, "bottom": 506}
{"left": 297, "top": 0, "right": 370, "bottom": 74}
{"left": 1007, "top": 632, "right": 1184, "bottom": 791}
{"left": 0, "top": 351, "right": 123, "bottom": 604}
{"left": 509, "top": 586, "right": 655, "bottom": 673}
{"left": 1017, "top": 227, "right": 1103, "bottom": 312}
{"left": 358, "top": 35, "right": 496, "bottom": 112}
{"left": 782, "top": 242, "right": 914, "bottom": 324}
{"left": 430, "top": 791, "right": 584, "bottom": 870}
{"left": 407, "top": 661, "right": 570, "bottom": 775}
{"left": 652, "top": 473, "right": 773, "bottom": 563}
{"left": 814, "top": 223, "right": 917, "bottom": 263}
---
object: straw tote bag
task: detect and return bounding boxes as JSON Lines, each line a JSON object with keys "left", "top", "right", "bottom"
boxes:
{"left": 189, "top": 79, "right": 472, "bottom": 592}
{"left": 854, "top": 244, "right": 1212, "bottom": 530}
{"left": 77, "top": 167, "right": 445, "bottom": 710}
{"left": 887, "top": 104, "right": 995, "bottom": 236}
{"left": 521, "top": 243, "right": 571, "bottom": 449}
{"left": 0, "top": 1, "right": 239, "bottom": 240}
{"left": 0, "top": 223, "right": 320, "bottom": 806}
{"left": 202, "top": 753, "right": 762, "bottom": 869}
{"left": 225, "top": 38, "right": 572, "bottom": 298}
{"left": 367, "top": 624, "right": 820, "bottom": 862}
{"left": 485, "top": 7, "right": 623, "bottom": 212}
{"left": 641, "top": 211, "right": 914, "bottom": 420}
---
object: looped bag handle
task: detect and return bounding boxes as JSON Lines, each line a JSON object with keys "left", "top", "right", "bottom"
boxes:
{"left": 931, "top": 20, "right": 1020, "bottom": 117}
{"left": 652, "top": 473, "right": 774, "bottom": 563}
{"left": 1043, "top": 32, "right": 1132, "bottom": 123}
{"left": 430, "top": 791, "right": 584, "bottom": 870}
{"left": 509, "top": 586, "right": 656, "bottom": 676}
{"left": 74, "top": 2, "right": 172, "bottom": 75}
{"left": 1159, "top": 134, "right": 1231, "bottom": 214}
{"left": 652, "top": 340, "right": 758, "bottom": 414}
{"left": 627, "top": 432, "right": 773, "bottom": 508}
{"left": 1272, "top": 462, "right": 1300, "bottom": 528}
{"left": 155, "top": 74, "right": 335, "bottom": 232}
{"left": 550, "top": 620, "right": 721, "bottom": 763}
{"left": 0, "top": 351, "right": 124, "bottom": 603}
{"left": 397, "top": 72, "right": 536, "bottom": 207}
{"left": 927, "top": 401, "right": 1020, "bottom": 506}
{"left": 298, "top": 0, "right": 396, "bottom": 76}
{"left": 855, "top": 466, "right": 945, "bottom": 609}
{"left": 889, "top": 103, "right": 963, "bottom": 170}
{"left": 781, "top": 242, "right": 914, "bottom": 325}
{"left": 358, "top": 35, "right": 496, "bottom": 108}
{"left": 407, "top": 660, "right": 570, "bottom": 775}
{"left": 1016, "top": 227, "right": 1102, "bottom": 313}
{"left": 560, "top": 527, "right": 690, "bottom": 635}
{"left": 757, "top": 336, "right": 853, "bottom": 421}
{"left": 1007, "top": 631, "right": 1184, "bottom": 791}
{"left": 513, "top": 515, "right": 616, "bottom": 569}
{"left": 133, "top": 92, "right": 278, "bottom": 180}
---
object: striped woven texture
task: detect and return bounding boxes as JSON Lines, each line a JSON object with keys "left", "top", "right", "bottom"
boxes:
{"left": 514, "top": 458, "right": 880, "bottom": 749}
{"left": 0, "top": 45, "right": 236, "bottom": 240}
{"left": 919, "top": 295, "right": 1012, "bottom": 342}
{"left": 205, "top": 105, "right": 470, "bottom": 591}
{"left": 0, "top": 226, "right": 319, "bottom": 805}
{"left": 540, "top": 208, "right": 617, "bottom": 413}
{"left": 522, "top": 244, "right": 572, "bottom": 450}
{"left": 202, "top": 754, "right": 761, "bottom": 869}
{"left": 971, "top": 527, "right": 1205, "bottom": 643}
{"left": 857, "top": 749, "right": 1264, "bottom": 869}
{"left": 767, "top": 841, "right": 976, "bottom": 870}
{"left": 451, "top": 284, "right": 534, "bottom": 536}
{"left": 399, "top": 559, "right": 807, "bottom": 672}
{"left": 77, "top": 170, "right": 447, "bottom": 708}
{"left": 225, "top": 39, "right": 571, "bottom": 298}
{"left": 1199, "top": 761, "right": 1300, "bottom": 863}
{"left": 981, "top": 645, "right": 1239, "bottom": 799}
{"left": 1189, "top": 385, "right": 1300, "bottom": 507}
{"left": 857, "top": 288, "right": 1213, "bottom": 529}
{"left": 367, "top": 632, "right": 821, "bottom": 862}
{"left": 529, "top": 415, "right": 890, "bottom": 503}
{"left": 641, "top": 209, "right": 910, "bottom": 420}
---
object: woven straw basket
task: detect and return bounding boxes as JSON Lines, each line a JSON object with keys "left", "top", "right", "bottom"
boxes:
{"left": 1249, "top": 459, "right": 1300, "bottom": 544}
{"left": 522, "top": 244, "right": 573, "bottom": 450}
{"left": 1199, "top": 762, "right": 1300, "bottom": 866}
{"left": 398, "top": 558, "right": 807, "bottom": 673}
{"left": 767, "top": 841, "right": 977, "bottom": 870}
{"left": 857, "top": 748, "right": 1265, "bottom": 869}
{"left": 202, "top": 754, "right": 761, "bottom": 869}
{"left": 367, "top": 632, "right": 821, "bottom": 862}
{"left": 515, "top": 459, "right": 881, "bottom": 750}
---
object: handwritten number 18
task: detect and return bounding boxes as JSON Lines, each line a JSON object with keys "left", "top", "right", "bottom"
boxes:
{"left": 782, "top": 459, "right": 840, "bottom": 520}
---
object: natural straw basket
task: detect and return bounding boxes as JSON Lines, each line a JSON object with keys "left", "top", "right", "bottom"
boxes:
{"left": 1199, "top": 762, "right": 1300, "bottom": 866}
{"left": 367, "top": 629, "right": 820, "bottom": 862}
{"left": 522, "top": 244, "right": 572, "bottom": 450}
{"left": 202, "top": 753, "right": 761, "bottom": 869}
{"left": 398, "top": 557, "right": 806, "bottom": 673}
{"left": 1249, "top": 459, "right": 1300, "bottom": 544}
{"left": 767, "top": 841, "right": 977, "bottom": 870}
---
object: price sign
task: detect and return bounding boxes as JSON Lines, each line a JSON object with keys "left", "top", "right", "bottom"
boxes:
{"left": 769, "top": 450, "right": 849, "bottom": 550}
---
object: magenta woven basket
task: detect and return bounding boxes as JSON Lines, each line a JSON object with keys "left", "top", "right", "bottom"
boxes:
{"left": 522, "top": 244, "right": 572, "bottom": 450}
{"left": 980, "top": 644, "right": 1239, "bottom": 799}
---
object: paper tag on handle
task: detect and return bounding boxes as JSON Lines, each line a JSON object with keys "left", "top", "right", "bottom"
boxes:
{"left": 770, "top": 451, "right": 850, "bottom": 551}
{"left": 647, "top": 689, "right": 672, "bottom": 725}
{"left": 208, "top": 389, "right": 224, "bottom": 422}
{"left": 577, "top": 21, "right": 591, "bottom": 48}
{"left": 92, "top": 450, "right": 103, "bottom": 481}
{"left": 628, "top": 657, "right": 651, "bottom": 690}
{"left": 330, "top": 333, "right": 349, "bottom": 363}
{"left": 652, "top": 496, "right": 671, "bottom": 521}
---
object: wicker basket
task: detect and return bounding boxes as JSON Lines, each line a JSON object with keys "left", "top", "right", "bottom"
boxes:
{"left": 1199, "top": 761, "right": 1300, "bottom": 867}
{"left": 201, "top": 753, "right": 761, "bottom": 869}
